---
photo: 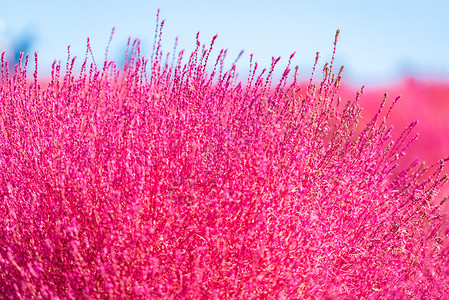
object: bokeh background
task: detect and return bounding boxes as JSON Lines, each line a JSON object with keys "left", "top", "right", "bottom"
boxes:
{"left": 1, "top": 0, "right": 449, "bottom": 197}
{"left": 1, "top": 0, "right": 448, "bottom": 85}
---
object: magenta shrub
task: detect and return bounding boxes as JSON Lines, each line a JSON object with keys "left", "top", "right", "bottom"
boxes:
{"left": 1, "top": 21, "right": 449, "bottom": 298}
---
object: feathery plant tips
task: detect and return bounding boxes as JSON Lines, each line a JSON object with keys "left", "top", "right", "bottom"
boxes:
{"left": 1, "top": 14, "right": 449, "bottom": 298}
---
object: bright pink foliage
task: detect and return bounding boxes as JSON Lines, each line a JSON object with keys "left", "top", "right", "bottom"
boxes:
{"left": 339, "top": 79, "right": 449, "bottom": 203}
{"left": 1, "top": 23, "right": 449, "bottom": 298}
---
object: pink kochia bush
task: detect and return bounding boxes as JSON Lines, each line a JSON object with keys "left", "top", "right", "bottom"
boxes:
{"left": 1, "top": 19, "right": 449, "bottom": 298}
{"left": 338, "top": 79, "right": 449, "bottom": 202}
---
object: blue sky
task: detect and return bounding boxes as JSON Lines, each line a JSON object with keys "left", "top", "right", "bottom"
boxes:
{"left": 1, "top": 0, "right": 448, "bottom": 85}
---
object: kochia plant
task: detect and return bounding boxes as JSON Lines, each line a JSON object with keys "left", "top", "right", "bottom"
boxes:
{"left": 1, "top": 17, "right": 448, "bottom": 298}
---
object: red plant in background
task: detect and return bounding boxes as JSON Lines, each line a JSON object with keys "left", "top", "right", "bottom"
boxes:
{"left": 1, "top": 17, "right": 449, "bottom": 298}
{"left": 338, "top": 78, "right": 449, "bottom": 206}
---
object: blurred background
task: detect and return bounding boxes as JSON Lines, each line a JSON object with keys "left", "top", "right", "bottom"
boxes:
{"left": 1, "top": 0, "right": 449, "bottom": 195}
{"left": 1, "top": 0, "right": 448, "bottom": 85}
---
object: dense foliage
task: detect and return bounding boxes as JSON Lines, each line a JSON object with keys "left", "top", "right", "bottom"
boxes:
{"left": 1, "top": 20, "right": 448, "bottom": 298}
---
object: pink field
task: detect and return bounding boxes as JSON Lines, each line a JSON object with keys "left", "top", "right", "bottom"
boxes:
{"left": 339, "top": 78, "right": 449, "bottom": 204}
{"left": 1, "top": 25, "right": 449, "bottom": 298}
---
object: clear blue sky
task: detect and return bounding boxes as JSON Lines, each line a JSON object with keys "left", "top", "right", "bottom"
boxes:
{"left": 1, "top": 0, "right": 448, "bottom": 85}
